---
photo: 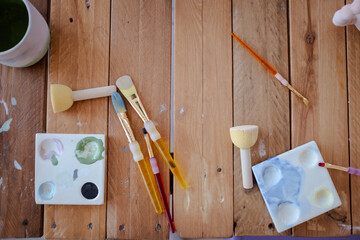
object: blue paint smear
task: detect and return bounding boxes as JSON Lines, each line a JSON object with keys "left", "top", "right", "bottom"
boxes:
{"left": 258, "top": 158, "right": 304, "bottom": 205}
{"left": 253, "top": 157, "right": 305, "bottom": 230}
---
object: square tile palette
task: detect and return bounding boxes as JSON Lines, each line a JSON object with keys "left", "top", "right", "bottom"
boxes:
{"left": 252, "top": 141, "right": 341, "bottom": 233}
{"left": 35, "top": 133, "right": 105, "bottom": 205}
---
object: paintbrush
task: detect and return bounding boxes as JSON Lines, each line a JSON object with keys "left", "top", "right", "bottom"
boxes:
{"left": 116, "top": 75, "right": 188, "bottom": 190}
{"left": 143, "top": 128, "right": 176, "bottom": 233}
{"left": 232, "top": 33, "right": 309, "bottom": 106}
{"left": 318, "top": 162, "right": 360, "bottom": 176}
{"left": 111, "top": 92, "right": 164, "bottom": 214}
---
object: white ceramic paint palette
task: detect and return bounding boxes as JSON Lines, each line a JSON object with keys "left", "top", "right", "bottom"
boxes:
{"left": 35, "top": 133, "right": 105, "bottom": 205}
{"left": 252, "top": 141, "right": 341, "bottom": 233}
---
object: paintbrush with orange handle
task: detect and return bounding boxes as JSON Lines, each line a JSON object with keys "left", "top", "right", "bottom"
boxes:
{"left": 232, "top": 33, "right": 309, "bottom": 106}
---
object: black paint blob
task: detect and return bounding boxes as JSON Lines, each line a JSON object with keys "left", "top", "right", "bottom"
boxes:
{"left": 81, "top": 182, "right": 99, "bottom": 200}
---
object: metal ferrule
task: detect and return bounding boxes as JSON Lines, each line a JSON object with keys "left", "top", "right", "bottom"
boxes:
{"left": 128, "top": 94, "right": 150, "bottom": 122}
{"left": 144, "top": 133, "right": 154, "bottom": 158}
{"left": 117, "top": 112, "right": 136, "bottom": 143}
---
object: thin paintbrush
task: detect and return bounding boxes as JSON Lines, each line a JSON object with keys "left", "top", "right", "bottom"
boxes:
{"left": 116, "top": 75, "right": 188, "bottom": 190}
{"left": 111, "top": 92, "right": 165, "bottom": 214}
{"left": 232, "top": 33, "right": 309, "bottom": 106}
{"left": 318, "top": 162, "right": 360, "bottom": 176}
{"left": 143, "top": 128, "right": 176, "bottom": 233}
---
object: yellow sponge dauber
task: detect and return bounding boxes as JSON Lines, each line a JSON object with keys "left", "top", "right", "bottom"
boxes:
{"left": 230, "top": 125, "right": 258, "bottom": 149}
{"left": 230, "top": 125, "right": 259, "bottom": 189}
{"left": 50, "top": 84, "right": 117, "bottom": 113}
{"left": 50, "top": 84, "right": 74, "bottom": 113}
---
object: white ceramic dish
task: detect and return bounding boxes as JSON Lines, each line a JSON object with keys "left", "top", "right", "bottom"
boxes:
{"left": 35, "top": 133, "right": 105, "bottom": 205}
{"left": 252, "top": 141, "right": 341, "bottom": 233}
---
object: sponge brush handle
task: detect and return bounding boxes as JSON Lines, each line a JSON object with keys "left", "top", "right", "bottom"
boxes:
{"left": 240, "top": 148, "right": 253, "bottom": 189}
{"left": 72, "top": 85, "right": 116, "bottom": 101}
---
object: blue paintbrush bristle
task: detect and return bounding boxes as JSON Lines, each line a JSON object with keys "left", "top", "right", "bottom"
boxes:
{"left": 111, "top": 92, "right": 127, "bottom": 114}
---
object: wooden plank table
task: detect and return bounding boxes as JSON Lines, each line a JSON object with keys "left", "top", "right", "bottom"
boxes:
{"left": 0, "top": 0, "right": 359, "bottom": 239}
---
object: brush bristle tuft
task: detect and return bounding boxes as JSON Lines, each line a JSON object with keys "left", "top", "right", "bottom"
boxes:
{"left": 116, "top": 75, "right": 137, "bottom": 98}
{"left": 111, "top": 92, "right": 127, "bottom": 114}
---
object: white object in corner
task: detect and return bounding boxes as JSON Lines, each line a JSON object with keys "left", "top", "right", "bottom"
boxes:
{"left": 333, "top": 0, "right": 360, "bottom": 31}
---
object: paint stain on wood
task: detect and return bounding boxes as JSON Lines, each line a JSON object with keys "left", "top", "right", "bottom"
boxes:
{"left": 0, "top": 118, "right": 12, "bottom": 133}
{"left": 14, "top": 160, "right": 22, "bottom": 170}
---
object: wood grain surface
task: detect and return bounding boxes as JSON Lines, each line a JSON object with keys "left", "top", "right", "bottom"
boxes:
{"left": 106, "top": 0, "right": 171, "bottom": 239}
{"left": 290, "top": 0, "right": 350, "bottom": 237}
{"left": 44, "top": 1, "right": 110, "bottom": 239}
{"left": 347, "top": 5, "right": 360, "bottom": 236}
{"left": 0, "top": 0, "right": 47, "bottom": 237}
{"left": 232, "top": 0, "right": 290, "bottom": 236}
{"left": 173, "top": 0, "right": 233, "bottom": 238}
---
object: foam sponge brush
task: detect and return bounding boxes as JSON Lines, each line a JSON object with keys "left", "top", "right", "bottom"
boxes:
{"left": 50, "top": 84, "right": 116, "bottom": 113}
{"left": 230, "top": 125, "right": 259, "bottom": 189}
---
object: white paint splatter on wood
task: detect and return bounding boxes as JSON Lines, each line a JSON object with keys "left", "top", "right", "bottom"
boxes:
{"left": 258, "top": 139, "right": 266, "bottom": 157}
{"left": 14, "top": 160, "right": 22, "bottom": 170}
{"left": 0, "top": 177, "right": 2, "bottom": 187}
{"left": 11, "top": 97, "right": 17, "bottom": 106}
{"left": 77, "top": 122, "right": 82, "bottom": 126}
{"left": 0, "top": 99, "right": 9, "bottom": 115}
{"left": 159, "top": 104, "right": 167, "bottom": 113}
{"left": 179, "top": 108, "right": 185, "bottom": 115}
{"left": 0, "top": 118, "right": 12, "bottom": 133}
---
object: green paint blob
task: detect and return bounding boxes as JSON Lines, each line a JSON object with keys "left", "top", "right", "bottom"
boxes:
{"left": 0, "top": 0, "right": 29, "bottom": 52}
{"left": 50, "top": 155, "right": 58, "bottom": 166}
{"left": 75, "top": 137, "right": 104, "bottom": 165}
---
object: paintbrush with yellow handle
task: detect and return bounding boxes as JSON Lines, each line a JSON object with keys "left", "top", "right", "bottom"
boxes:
{"left": 111, "top": 92, "right": 164, "bottom": 214}
{"left": 116, "top": 75, "right": 188, "bottom": 190}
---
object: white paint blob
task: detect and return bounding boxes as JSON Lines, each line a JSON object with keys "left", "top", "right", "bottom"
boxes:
{"left": 313, "top": 188, "right": 334, "bottom": 208}
{"left": 299, "top": 149, "right": 317, "bottom": 167}
{"left": 0, "top": 118, "right": 12, "bottom": 133}
{"left": 179, "top": 108, "right": 185, "bottom": 115}
{"left": 263, "top": 165, "right": 282, "bottom": 187}
{"left": 0, "top": 99, "right": 8, "bottom": 115}
{"left": 277, "top": 202, "right": 300, "bottom": 226}
{"left": 14, "top": 160, "right": 22, "bottom": 170}
{"left": 38, "top": 181, "right": 56, "bottom": 201}
{"left": 259, "top": 139, "right": 266, "bottom": 157}
{"left": 11, "top": 97, "right": 17, "bottom": 106}
{"left": 0, "top": 177, "right": 2, "bottom": 187}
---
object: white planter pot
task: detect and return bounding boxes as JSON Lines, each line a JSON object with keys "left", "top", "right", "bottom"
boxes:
{"left": 0, "top": 0, "right": 50, "bottom": 68}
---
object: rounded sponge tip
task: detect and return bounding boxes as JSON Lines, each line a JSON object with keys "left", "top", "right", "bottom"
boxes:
{"left": 50, "top": 84, "right": 74, "bottom": 113}
{"left": 230, "top": 125, "right": 259, "bottom": 149}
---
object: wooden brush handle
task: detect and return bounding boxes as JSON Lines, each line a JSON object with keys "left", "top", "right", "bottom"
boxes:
{"left": 240, "top": 148, "right": 253, "bottom": 189}
{"left": 72, "top": 85, "right": 116, "bottom": 101}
